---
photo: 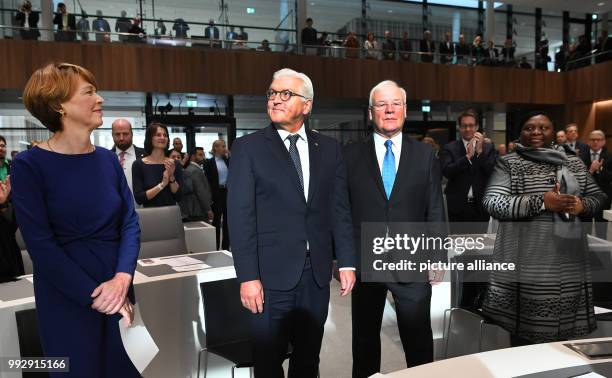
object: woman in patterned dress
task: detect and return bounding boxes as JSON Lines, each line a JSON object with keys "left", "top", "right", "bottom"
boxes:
{"left": 481, "top": 111, "right": 607, "bottom": 345}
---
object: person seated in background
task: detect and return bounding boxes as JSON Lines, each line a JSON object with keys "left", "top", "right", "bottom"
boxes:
{"left": 232, "top": 34, "right": 250, "bottom": 50}
{"left": 344, "top": 31, "right": 359, "bottom": 59}
{"left": 555, "top": 42, "right": 570, "bottom": 72}
{"left": 518, "top": 56, "right": 532, "bottom": 69}
{"left": 132, "top": 122, "right": 183, "bottom": 207}
{"left": 15, "top": 1, "right": 40, "bottom": 40}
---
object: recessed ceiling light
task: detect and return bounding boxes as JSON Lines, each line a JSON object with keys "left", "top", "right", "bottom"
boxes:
{"left": 598, "top": 2, "right": 605, "bottom": 6}
{"left": 388, "top": 9, "right": 393, "bottom": 13}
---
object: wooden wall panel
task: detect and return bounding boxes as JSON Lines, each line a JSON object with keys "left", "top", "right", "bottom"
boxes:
{"left": 0, "top": 39, "right": 581, "bottom": 105}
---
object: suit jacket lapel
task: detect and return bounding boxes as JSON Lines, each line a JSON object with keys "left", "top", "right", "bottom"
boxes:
{"left": 306, "top": 129, "right": 321, "bottom": 207}
{"left": 264, "top": 124, "right": 305, "bottom": 201}
{"left": 365, "top": 135, "right": 387, "bottom": 201}
{"left": 390, "top": 135, "right": 414, "bottom": 201}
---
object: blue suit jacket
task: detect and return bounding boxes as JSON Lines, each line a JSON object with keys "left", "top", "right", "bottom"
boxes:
{"left": 227, "top": 124, "right": 355, "bottom": 290}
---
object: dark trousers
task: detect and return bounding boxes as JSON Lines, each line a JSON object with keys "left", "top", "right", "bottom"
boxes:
{"left": 251, "top": 257, "right": 329, "bottom": 378}
{"left": 448, "top": 200, "right": 490, "bottom": 235}
{"left": 594, "top": 209, "right": 608, "bottom": 240}
{"left": 352, "top": 281, "right": 433, "bottom": 378}
{"left": 212, "top": 189, "right": 229, "bottom": 250}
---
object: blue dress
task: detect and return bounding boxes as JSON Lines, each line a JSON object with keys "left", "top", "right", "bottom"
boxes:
{"left": 11, "top": 146, "right": 141, "bottom": 378}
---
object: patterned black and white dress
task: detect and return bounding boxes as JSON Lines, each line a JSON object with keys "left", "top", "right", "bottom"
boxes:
{"left": 481, "top": 151, "right": 607, "bottom": 343}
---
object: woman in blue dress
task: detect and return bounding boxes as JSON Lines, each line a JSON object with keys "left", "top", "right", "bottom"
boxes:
{"left": 12, "top": 63, "right": 141, "bottom": 377}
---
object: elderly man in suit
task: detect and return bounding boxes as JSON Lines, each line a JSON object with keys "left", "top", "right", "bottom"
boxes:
{"left": 227, "top": 68, "right": 356, "bottom": 377}
{"left": 580, "top": 130, "right": 612, "bottom": 239}
{"left": 204, "top": 140, "right": 230, "bottom": 250}
{"left": 111, "top": 119, "right": 145, "bottom": 196}
{"left": 344, "top": 80, "right": 445, "bottom": 377}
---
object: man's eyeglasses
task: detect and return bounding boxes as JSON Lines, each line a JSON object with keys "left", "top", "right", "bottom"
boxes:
{"left": 370, "top": 101, "right": 405, "bottom": 111}
{"left": 459, "top": 124, "right": 478, "bottom": 130}
{"left": 266, "top": 89, "right": 310, "bottom": 102}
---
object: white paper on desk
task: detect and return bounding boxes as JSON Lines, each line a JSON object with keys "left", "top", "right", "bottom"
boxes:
{"left": 119, "top": 303, "right": 159, "bottom": 374}
{"left": 137, "top": 258, "right": 165, "bottom": 267}
{"left": 172, "top": 263, "right": 210, "bottom": 272}
{"left": 573, "top": 373, "right": 607, "bottom": 378}
{"left": 159, "top": 256, "right": 203, "bottom": 267}
{"left": 594, "top": 306, "right": 612, "bottom": 315}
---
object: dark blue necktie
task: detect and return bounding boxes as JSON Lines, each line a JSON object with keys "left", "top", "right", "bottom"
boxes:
{"left": 287, "top": 134, "right": 304, "bottom": 193}
{"left": 382, "top": 140, "right": 396, "bottom": 199}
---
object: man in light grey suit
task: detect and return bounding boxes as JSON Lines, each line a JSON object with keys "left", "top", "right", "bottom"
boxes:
{"left": 181, "top": 147, "right": 213, "bottom": 222}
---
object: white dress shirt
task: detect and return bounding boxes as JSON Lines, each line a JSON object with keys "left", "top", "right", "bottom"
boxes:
{"left": 462, "top": 138, "right": 475, "bottom": 199}
{"left": 215, "top": 156, "right": 228, "bottom": 186}
{"left": 116, "top": 144, "right": 137, "bottom": 194}
{"left": 276, "top": 124, "right": 310, "bottom": 201}
{"left": 373, "top": 131, "right": 402, "bottom": 174}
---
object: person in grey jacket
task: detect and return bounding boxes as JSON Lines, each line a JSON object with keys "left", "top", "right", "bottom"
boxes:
{"left": 180, "top": 147, "right": 213, "bottom": 222}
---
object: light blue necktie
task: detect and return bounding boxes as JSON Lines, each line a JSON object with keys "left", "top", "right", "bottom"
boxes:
{"left": 382, "top": 140, "right": 396, "bottom": 199}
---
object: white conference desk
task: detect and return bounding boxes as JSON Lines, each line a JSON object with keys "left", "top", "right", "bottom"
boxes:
{"left": 374, "top": 337, "right": 612, "bottom": 378}
{"left": 183, "top": 221, "right": 216, "bottom": 253}
{"left": 0, "top": 250, "right": 235, "bottom": 378}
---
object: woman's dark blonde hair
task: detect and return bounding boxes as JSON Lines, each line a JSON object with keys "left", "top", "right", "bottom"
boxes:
{"left": 22, "top": 63, "right": 98, "bottom": 132}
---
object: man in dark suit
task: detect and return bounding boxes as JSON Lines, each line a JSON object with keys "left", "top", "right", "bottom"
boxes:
{"left": 110, "top": 119, "right": 145, "bottom": 196}
{"left": 204, "top": 140, "right": 230, "bottom": 250}
{"left": 15, "top": 1, "right": 40, "bottom": 40}
{"left": 227, "top": 68, "right": 356, "bottom": 377}
{"left": 53, "top": 2, "right": 76, "bottom": 42}
{"left": 344, "top": 80, "right": 445, "bottom": 378}
{"left": 420, "top": 30, "right": 435, "bottom": 63}
{"left": 565, "top": 123, "right": 589, "bottom": 155}
{"left": 204, "top": 19, "right": 220, "bottom": 47}
{"left": 440, "top": 109, "right": 496, "bottom": 235}
{"left": 438, "top": 31, "right": 455, "bottom": 64}
{"left": 181, "top": 147, "right": 213, "bottom": 222}
{"left": 580, "top": 130, "right": 612, "bottom": 239}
